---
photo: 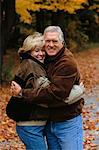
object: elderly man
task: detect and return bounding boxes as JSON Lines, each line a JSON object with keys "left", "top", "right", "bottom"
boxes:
{"left": 11, "top": 26, "right": 84, "bottom": 150}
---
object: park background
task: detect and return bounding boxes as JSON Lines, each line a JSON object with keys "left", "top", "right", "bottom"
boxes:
{"left": 0, "top": 0, "right": 99, "bottom": 149}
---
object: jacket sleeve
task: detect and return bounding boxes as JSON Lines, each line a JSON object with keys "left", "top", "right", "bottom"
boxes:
{"left": 22, "top": 60, "right": 80, "bottom": 106}
{"left": 13, "top": 60, "right": 34, "bottom": 88}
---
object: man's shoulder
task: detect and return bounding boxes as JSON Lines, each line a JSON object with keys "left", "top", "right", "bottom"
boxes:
{"left": 60, "top": 48, "right": 76, "bottom": 63}
{"left": 64, "top": 48, "right": 74, "bottom": 58}
{"left": 56, "top": 48, "right": 78, "bottom": 73}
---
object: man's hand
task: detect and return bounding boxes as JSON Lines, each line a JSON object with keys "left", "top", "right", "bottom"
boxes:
{"left": 10, "top": 81, "right": 22, "bottom": 96}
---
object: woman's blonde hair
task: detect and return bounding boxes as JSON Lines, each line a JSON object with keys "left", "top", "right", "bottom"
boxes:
{"left": 18, "top": 32, "right": 44, "bottom": 54}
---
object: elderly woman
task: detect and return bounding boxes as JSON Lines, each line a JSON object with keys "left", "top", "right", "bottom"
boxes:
{"left": 6, "top": 32, "right": 50, "bottom": 150}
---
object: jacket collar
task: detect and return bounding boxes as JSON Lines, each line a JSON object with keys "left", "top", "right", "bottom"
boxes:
{"left": 45, "top": 46, "right": 65, "bottom": 64}
{"left": 19, "top": 52, "right": 45, "bottom": 68}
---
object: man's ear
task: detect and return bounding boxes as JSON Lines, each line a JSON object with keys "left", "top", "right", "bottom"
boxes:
{"left": 62, "top": 41, "right": 67, "bottom": 47}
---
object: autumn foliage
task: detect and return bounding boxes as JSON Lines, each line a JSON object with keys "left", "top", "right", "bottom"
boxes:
{"left": 16, "top": 0, "right": 87, "bottom": 24}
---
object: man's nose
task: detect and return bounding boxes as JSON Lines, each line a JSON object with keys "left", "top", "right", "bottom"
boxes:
{"left": 49, "top": 41, "right": 54, "bottom": 47}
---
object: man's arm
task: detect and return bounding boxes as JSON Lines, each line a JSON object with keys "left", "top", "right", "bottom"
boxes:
{"left": 21, "top": 62, "right": 79, "bottom": 106}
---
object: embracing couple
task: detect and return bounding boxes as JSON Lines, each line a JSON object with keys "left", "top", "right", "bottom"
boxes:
{"left": 6, "top": 26, "right": 85, "bottom": 150}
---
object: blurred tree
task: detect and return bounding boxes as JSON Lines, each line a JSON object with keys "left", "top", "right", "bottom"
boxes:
{"left": 15, "top": 0, "right": 98, "bottom": 51}
{"left": 16, "top": 0, "right": 98, "bottom": 25}
{"left": 16, "top": 0, "right": 87, "bottom": 24}
{"left": 0, "top": 0, "right": 16, "bottom": 84}
{"left": 16, "top": 0, "right": 88, "bottom": 39}
{"left": 77, "top": 0, "right": 99, "bottom": 42}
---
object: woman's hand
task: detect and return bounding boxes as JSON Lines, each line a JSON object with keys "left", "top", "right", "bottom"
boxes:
{"left": 10, "top": 81, "right": 22, "bottom": 96}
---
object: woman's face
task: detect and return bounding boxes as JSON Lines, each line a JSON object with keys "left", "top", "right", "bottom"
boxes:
{"left": 31, "top": 46, "right": 45, "bottom": 63}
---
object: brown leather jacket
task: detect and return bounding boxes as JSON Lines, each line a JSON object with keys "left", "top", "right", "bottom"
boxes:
{"left": 22, "top": 47, "right": 84, "bottom": 121}
{"left": 6, "top": 53, "right": 49, "bottom": 121}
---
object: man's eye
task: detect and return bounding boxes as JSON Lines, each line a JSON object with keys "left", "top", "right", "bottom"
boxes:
{"left": 53, "top": 40, "right": 58, "bottom": 43}
{"left": 46, "top": 40, "right": 58, "bottom": 43}
{"left": 46, "top": 40, "right": 50, "bottom": 43}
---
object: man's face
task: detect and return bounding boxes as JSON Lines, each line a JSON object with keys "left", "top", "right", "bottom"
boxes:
{"left": 44, "top": 32, "right": 64, "bottom": 56}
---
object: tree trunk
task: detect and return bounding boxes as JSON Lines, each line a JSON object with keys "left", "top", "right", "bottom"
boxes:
{"left": 0, "top": 0, "right": 16, "bottom": 84}
{"left": 36, "top": 10, "right": 45, "bottom": 33}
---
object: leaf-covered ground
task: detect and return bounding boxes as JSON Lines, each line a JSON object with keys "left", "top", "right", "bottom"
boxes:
{"left": 0, "top": 48, "right": 99, "bottom": 150}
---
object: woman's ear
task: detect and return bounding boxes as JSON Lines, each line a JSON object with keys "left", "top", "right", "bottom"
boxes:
{"left": 18, "top": 47, "right": 25, "bottom": 54}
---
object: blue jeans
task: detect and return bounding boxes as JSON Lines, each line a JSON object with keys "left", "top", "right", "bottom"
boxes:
{"left": 16, "top": 125, "right": 47, "bottom": 150}
{"left": 45, "top": 115, "right": 83, "bottom": 150}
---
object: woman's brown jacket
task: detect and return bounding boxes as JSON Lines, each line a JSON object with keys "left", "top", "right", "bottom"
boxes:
{"left": 6, "top": 53, "right": 49, "bottom": 121}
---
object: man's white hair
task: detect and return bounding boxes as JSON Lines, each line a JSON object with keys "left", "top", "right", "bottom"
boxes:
{"left": 18, "top": 32, "right": 44, "bottom": 53}
{"left": 44, "top": 26, "right": 64, "bottom": 43}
